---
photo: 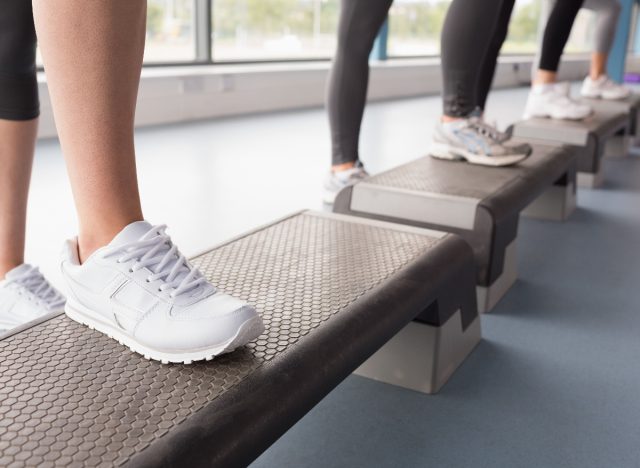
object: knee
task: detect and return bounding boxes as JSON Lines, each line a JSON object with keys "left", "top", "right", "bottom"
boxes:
{"left": 336, "top": 29, "right": 377, "bottom": 63}
{"left": 599, "top": 0, "right": 622, "bottom": 21}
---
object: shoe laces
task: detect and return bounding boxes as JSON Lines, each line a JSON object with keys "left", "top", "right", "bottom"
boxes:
{"left": 5, "top": 266, "right": 65, "bottom": 310}
{"left": 468, "top": 116, "right": 506, "bottom": 143}
{"left": 104, "top": 225, "right": 208, "bottom": 299}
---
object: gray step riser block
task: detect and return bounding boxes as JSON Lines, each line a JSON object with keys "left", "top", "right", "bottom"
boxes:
{"left": 354, "top": 312, "right": 482, "bottom": 394}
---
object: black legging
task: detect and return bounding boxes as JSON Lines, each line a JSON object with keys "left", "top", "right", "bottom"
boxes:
{"left": 327, "top": 0, "right": 393, "bottom": 166}
{"left": 442, "top": 0, "right": 584, "bottom": 117}
{"left": 326, "top": 0, "right": 516, "bottom": 163}
{"left": 441, "top": 0, "right": 516, "bottom": 118}
{"left": 0, "top": 0, "right": 39, "bottom": 121}
{"left": 539, "top": 0, "right": 586, "bottom": 72}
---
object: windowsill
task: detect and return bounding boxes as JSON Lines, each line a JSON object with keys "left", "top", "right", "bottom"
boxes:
{"left": 36, "top": 52, "right": 595, "bottom": 82}
{"left": 34, "top": 53, "right": 604, "bottom": 139}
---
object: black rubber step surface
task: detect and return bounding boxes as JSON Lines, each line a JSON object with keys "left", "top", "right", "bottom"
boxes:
{"left": 0, "top": 212, "right": 467, "bottom": 468}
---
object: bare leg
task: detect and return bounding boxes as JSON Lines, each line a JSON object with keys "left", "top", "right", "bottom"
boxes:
{"left": 533, "top": 69, "right": 558, "bottom": 86}
{"left": 590, "top": 52, "right": 607, "bottom": 79}
{"left": 32, "top": 0, "right": 146, "bottom": 262}
{"left": 0, "top": 119, "right": 38, "bottom": 278}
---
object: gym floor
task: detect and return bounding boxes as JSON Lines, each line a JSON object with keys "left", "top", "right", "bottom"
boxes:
{"left": 28, "top": 86, "right": 640, "bottom": 467}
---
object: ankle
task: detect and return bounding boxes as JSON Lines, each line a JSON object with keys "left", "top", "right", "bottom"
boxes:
{"left": 442, "top": 115, "right": 464, "bottom": 123}
{"left": 533, "top": 69, "right": 557, "bottom": 87}
{"left": 77, "top": 218, "right": 143, "bottom": 263}
{"left": 0, "top": 259, "right": 23, "bottom": 280}
{"left": 332, "top": 162, "right": 356, "bottom": 173}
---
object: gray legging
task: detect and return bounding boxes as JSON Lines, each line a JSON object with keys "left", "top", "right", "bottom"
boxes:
{"left": 326, "top": 0, "right": 392, "bottom": 167}
{"left": 584, "top": 0, "right": 621, "bottom": 54}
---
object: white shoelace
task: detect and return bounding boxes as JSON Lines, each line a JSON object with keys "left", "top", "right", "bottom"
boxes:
{"left": 469, "top": 117, "right": 505, "bottom": 143}
{"left": 104, "top": 225, "right": 208, "bottom": 299}
{"left": 5, "top": 266, "right": 66, "bottom": 310}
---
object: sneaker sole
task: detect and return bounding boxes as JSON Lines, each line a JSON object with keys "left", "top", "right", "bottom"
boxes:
{"left": 581, "top": 91, "right": 629, "bottom": 101}
{"left": 430, "top": 142, "right": 527, "bottom": 167}
{"left": 64, "top": 301, "right": 265, "bottom": 364}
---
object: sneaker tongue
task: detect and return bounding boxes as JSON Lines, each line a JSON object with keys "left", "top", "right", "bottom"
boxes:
{"left": 4, "top": 264, "right": 34, "bottom": 280}
{"left": 109, "top": 221, "right": 154, "bottom": 247}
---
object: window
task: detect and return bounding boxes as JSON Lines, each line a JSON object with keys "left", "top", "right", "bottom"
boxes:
{"left": 564, "top": 9, "right": 594, "bottom": 54}
{"left": 387, "top": 0, "right": 451, "bottom": 57}
{"left": 212, "top": 0, "right": 340, "bottom": 61}
{"left": 144, "top": 0, "right": 197, "bottom": 63}
{"left": 504, "top": 0, "right": 591, "bottom": 55}
{"left": 503, "top": 0, "right": 542, "bottom": 54}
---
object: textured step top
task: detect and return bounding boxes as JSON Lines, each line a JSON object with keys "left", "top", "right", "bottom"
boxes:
{"left": 580, "top": 93, "right": 640, "bottom": 114}
{"left": 511, "top": 110, "right": 628, "bottom": 146}
{"left": 0, "top": 211, "right": 457, "bottom": 468}
{"left": 361, "top": 142, "right": 571, "bottom": 202}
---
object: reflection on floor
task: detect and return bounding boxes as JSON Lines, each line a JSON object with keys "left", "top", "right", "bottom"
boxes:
{"left": 8, "top": 86, "right": 640, "bottom": 467}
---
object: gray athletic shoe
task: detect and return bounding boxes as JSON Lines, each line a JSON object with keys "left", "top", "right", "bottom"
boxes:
{"left": 430, "top": 118, "right": 530, "bottom": 167}
{"left": 471, "top": 117, "right": 532, "bottom": 154}
{"left": 323, "top": 161, "right": 369, "bottom": 204}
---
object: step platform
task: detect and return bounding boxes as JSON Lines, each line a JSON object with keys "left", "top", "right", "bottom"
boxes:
{"left": 333, "top": 143, "right": 577, "bottom": 313}
{"left": 580, "top": 94, "right": 640, "bottom": 158}
{"left": 510, "top": 110, "right": 627, "bottom": 188}
{"left": 0, "top": 211, "right": 480, "bottom": 468}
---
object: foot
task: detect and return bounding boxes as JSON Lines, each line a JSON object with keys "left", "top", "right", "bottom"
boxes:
{"left": 581, "top": 75, "right": 631, "bottom": 100}
{"left": 524, "top": 82, "right": 592, "bottom": 120}
{"left": 61, "top": 221, "right": 265, "bottom": 364}
{"left": 0, "top": 264, "right": 66, "bottom": 331}
{"left": 430, "top": 118, "right": 530, "bottom": 167}
{"left": 468, "top": 110, "right": 532, "bottom": 153}
{"left": 323, "top": 160, "right": 369, "bottom": 204}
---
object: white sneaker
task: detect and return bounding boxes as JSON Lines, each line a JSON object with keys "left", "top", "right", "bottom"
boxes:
{"left": 524, "top": 82, "right": 592, "bottom": 120}
{"left": 323, "top": 161, "right": 369, "bottom": 204}
{"left": 430, "top": 118, "right": 529, "bottom": 167}
{"left": 581, "top": 75, "right": 631, "bottom": 100}
{"left": 61, "top": 221, "right": 265, "bottom": 364}
{"left": 0, "top": 264, "right": 66, "bottom": 330}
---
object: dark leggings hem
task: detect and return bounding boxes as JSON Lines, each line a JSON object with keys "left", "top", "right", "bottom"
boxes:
{"left": 0, "top": 108, "right": 40, "bottom": 121}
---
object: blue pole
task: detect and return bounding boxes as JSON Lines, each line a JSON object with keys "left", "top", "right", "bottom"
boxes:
{"left": 607, "top": 0, "right": 635, "bottom": 82}
{"left": 370, "top": 18, "right": 389, "bottom": 61}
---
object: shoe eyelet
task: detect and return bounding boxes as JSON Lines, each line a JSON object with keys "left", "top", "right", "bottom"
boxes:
{"left": 129, "top": 268, "right": 134, "bottom": 273}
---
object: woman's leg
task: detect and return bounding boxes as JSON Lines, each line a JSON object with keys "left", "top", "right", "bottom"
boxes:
{"left": 476, "top": 0, "right": 517, "bottom": 113}
{"left": 32, "top": 0, "right": 146, "bottom": 262}
{"left": 33, "top": 0, "right": 263, "bottom": 361}
{"left": 525, "top": 0, "right": 591, "bottom": 119}
{"left": 534, "top": 0, "right": 586, "bottom": 85}
{"left": 0, "top": 0, "right": 39, "bottom": 278}
{"left": 327, "top": 0, "right": 392, "bottom": 170}
{"left": 580, "top": 0, "right": 628, "bottom": 98}
{"left": 440, "top": 0, "right": 508, "bottom": 119}
{"left": 583, "top": 0, "right": 621, "bottom": 79}
{"left": 0, "top": 120, "right": 38, "bottom": 278}
{"left": 432, "top": 0, "right": 529, "bottom": 167}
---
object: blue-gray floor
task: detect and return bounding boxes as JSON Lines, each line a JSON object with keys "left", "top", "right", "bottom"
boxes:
{"left": 22, "top": 87, "right": 640, "bottom": 467}
{"left": 253, "top": 156, "right": 640, "bottom": 468}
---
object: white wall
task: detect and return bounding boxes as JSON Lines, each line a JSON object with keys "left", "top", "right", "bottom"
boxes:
{"left": 37, "top": 55, "right": 615, "bottom": 139}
